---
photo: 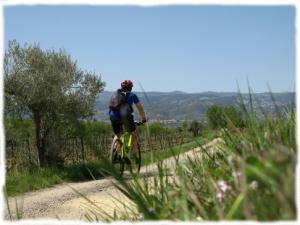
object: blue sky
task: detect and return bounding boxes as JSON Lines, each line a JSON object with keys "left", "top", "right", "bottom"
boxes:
{"left": 4, "top": 5, "right": 296, "bottom": 93}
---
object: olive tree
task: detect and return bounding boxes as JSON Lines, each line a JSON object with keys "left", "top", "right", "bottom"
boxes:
{"left": 188, "top": 120, "right": 204, "bottom": 137}
{"left": 4, "top": 40, "right": 105, "bottom": 167}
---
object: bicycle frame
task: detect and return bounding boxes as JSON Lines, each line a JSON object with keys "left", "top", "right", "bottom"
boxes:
{"left": 120, "top": 131, "right": 133, "bottom": 158}
{"left": 110, "top": 121, "right": 145, "bottom": 175}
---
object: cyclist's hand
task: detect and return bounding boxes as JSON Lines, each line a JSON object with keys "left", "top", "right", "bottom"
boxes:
{"left": 136, "top": 120, "right": 147, "bottom": 126}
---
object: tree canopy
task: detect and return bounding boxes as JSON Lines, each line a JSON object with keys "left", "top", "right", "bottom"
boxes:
{"left": 4, "top": 40, "right": 105, "bottom": 166}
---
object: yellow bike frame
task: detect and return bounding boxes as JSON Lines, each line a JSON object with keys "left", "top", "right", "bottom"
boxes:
{"left": 120, "top": 131, "right": 133, "bottom": 158}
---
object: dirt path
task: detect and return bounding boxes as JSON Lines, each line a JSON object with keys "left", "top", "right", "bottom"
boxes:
{"left": 5, "top": 138, "right": 223, "bottom": 221}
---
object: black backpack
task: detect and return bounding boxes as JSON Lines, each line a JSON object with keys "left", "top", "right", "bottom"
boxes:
{"left": 108, "top": 89, "right": 133, "bottom": 114}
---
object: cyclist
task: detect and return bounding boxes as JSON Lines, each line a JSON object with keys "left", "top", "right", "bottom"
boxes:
{"left": 109, "top": 80, "right": 146, "bottom": 159}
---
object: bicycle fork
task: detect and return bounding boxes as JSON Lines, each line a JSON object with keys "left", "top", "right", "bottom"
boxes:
{"left": 120, "top": 134, "right": 132, "bottom": 155}
{"left": 120, "top": 133, "right": 133, "bottom": 161}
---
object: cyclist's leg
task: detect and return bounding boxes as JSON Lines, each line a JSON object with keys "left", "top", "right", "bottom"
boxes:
{"left": 109, "top": 115, "right": 125, "bottom": 175}
{"left": 126, "top": 115, "right": 139, "bottom": 153}
{"left": 110, "top": 115, "right": 122, "bottom": 141}
{"left": 112, "top": 134, "right": 121, "bottom": 148}
{"left": 131, "top": 130, "right": 139, "bottom": 153}
{"left": 120, "top": 114, "right": 139, "bottom": 152}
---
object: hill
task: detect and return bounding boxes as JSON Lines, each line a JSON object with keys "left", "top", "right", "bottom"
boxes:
{"left": 94, "top": 91, "right": 295, "bottom": 122}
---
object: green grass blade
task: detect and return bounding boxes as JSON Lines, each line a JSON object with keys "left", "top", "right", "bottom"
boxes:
{"left": 225, "top": 194, "right": 244, "bottom": 220}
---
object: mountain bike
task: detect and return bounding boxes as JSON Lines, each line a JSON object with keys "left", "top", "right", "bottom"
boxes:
{"left": 110, "top": 121, "right": 146, "bottom": 176}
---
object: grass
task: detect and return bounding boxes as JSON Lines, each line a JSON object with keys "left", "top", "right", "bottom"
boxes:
{"left": 6, "top": 167, "right": 64, "bottom": 197}
{"left": 5, "top": 161, "right": 107, "bottom": 197}
{"left": 85, "top": 92, "right": 296, "bottom": 221}
{"left": 5, "top": 131, "right": 216, "bottom": 197}
{"left": 6, "top": 91, "right": 296, "bottom": 221}
{"left": 142, "top": 130, "right": 217, "bottom": 166}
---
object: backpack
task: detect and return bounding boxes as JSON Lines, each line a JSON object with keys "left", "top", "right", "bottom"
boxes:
{"left": 108, "top": 89, "right": 133, "bottom": 115}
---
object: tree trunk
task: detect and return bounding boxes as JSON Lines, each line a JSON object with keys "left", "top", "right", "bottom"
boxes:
{"left": 80, "top": 137, "right": 85, "bottom": 161}
{"left": 26, "top": 133, "right": 32, "bottom": 164}
{"left": 33, "top": 112, "right": 47, "bottom": 167}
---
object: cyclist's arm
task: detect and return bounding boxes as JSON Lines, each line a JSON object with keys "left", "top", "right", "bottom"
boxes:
{"left": 134, "top": 102, "right": 146, "bottom": 122}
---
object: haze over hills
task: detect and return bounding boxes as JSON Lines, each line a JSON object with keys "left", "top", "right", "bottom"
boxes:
{"left": 95, "top": 91, "right": 295, "bottom": 122}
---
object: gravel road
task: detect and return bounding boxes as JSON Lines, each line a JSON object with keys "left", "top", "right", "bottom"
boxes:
{"left": 5, "top": 138, "right": 222, "bottom": 221}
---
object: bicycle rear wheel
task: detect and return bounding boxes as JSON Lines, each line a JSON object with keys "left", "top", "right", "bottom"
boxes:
{"left": 110, "top": 139, "right": 125, "bottom": 176}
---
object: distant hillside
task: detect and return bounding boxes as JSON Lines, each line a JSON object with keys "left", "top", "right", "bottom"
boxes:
{"left": 94, "top": 91, "right": 295, "bottom": 122}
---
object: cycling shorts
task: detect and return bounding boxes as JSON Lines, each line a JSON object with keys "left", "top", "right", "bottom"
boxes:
{"left": 110, "top": 114, "right": 136, "bottom": 134}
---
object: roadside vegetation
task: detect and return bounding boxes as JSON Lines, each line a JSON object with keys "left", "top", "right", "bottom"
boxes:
{"left": 141, "top": 129, "right": 216, "bottom": 166}
{"left": 86, "top": 93, "right": 296, "bottom": 221}
{"left": 5, "top": 105, "right": 211, "bottom": 197}
{"left": 5, "top": 129, "right": 214, "bottom": 197}
{"left": 4, "top": 40, "right": 296, "bottom": 221}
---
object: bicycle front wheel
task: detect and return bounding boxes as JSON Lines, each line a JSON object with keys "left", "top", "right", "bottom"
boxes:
{"left": 110, "top": 139, "right": 125, "bottom": 176}
{"left": 128, "top": 143, "right": 141, "bottom": 175}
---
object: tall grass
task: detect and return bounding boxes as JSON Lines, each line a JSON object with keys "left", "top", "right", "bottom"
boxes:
{"left": 5, "top": 161, "right": 108, "bottom": 197}
{"left": 88, "top": 92, "right": 296, "bottom": 221}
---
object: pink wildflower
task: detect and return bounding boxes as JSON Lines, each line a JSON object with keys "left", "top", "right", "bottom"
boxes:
{"left": 250, "top": 180, "right": 258, "bottom": 190}
{"left": 232, "top": 171, "right": 242, "bottom": 179}
{"left": 216, "top": 180, "right": 232, "bottom": 203}
{"left": 216, "top": 192, "right": 223, "bottom": 202}
{"left": 217, "top": 180, "right": 231, "bottom": 193}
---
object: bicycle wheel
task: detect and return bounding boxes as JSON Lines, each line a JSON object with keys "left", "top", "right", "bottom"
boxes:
{"left": 128, "top": 142, "right": 141, "bottom": 175}
{"left": 110, "top": 139, "right": 124, "bottom": 176}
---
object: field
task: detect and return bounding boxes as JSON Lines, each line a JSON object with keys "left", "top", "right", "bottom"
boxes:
{"left": 5, "top": 95, "right": 296, "bottom": 221}
{"left": 4, "top": 40, "right": 296, "bottom": 221}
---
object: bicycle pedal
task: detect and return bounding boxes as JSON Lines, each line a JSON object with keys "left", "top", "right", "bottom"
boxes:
{"left": 113, "top": 159, "right": 119, "bottom": 163}
{"left": 124, "top": 156, "right": 131, "bottom": 165}
{"left": 113, "top": 154, "right": 121, "bottom": 162}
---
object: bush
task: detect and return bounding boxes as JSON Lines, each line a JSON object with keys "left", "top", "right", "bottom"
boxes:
{"left": 207, "top": 105, "right": 244, "bottom": 129}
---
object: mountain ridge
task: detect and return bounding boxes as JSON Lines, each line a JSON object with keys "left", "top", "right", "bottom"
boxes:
{"left": 95, "top": 91, "right": 295, "bottom": 122}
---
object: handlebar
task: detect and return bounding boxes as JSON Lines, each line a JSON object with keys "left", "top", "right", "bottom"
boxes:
{"left": 135, "top": 120, "right": 147, "bottom": 126}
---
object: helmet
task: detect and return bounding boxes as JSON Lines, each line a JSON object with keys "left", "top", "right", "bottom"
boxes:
{"left": 121, "top": 80, "right": 133, "bottom": 91}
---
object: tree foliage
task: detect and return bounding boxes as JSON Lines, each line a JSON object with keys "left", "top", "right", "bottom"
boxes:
{"left": 188, "top": 120, "right": 204, "bottom": 137}
{"left": 207, "top": 105, "right": 244, "bottom": 129}
{"left": 4, "top": 40, "right": 105, "bottom": 166}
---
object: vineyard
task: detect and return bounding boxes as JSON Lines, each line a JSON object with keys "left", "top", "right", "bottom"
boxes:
{"left": 5, "top": 119, "right": 196, "bottom": 173}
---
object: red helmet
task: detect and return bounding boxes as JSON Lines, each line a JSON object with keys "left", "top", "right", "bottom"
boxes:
{"left": 121, "top": 80, "right": 133, "bottom": 91}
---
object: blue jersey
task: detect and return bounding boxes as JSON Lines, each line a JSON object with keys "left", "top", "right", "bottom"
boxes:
{"left": 109, "top": 91, "right": 139, "bottom": 116}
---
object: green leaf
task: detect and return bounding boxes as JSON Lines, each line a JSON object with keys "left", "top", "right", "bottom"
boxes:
{"left": 225, "top": 194, "right": 244, "bottom": 220}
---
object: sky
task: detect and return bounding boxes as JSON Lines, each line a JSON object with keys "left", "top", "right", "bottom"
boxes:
{"left": 3, "top": 5, "right": 296, "bottom": 93}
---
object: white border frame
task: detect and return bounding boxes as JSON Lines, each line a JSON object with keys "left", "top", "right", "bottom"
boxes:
{"left": 0, "top": 1, "right": 298, "bottom": 225}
